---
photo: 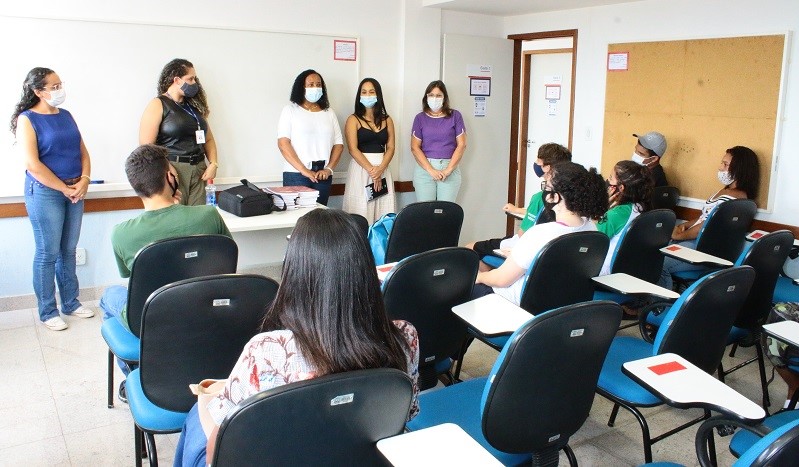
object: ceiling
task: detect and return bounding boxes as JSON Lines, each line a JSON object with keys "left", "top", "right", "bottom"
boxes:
{"left": 424, "top": 0, "right": 642, "bottom": 17}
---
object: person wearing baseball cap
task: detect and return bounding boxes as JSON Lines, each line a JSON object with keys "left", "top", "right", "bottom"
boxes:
{"left": 632, "top": 131, "right": 668, "bottom": 187}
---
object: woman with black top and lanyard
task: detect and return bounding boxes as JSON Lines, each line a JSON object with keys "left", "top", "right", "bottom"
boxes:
{"left": 139, "top": 58, "right": 218, "bottom": 205}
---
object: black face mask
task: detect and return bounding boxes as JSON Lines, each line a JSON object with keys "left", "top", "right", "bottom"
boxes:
{"left": 542, "top": 189, "right": 560, "bottom": 211}
{"left": 180, "top": 81, "right": 200, "bottom": 98}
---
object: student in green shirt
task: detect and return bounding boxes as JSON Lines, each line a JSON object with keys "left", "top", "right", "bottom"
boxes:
{"left": 466, "top": 143, "right": 571, "bottom": 271}
{"left": 597, "top": 160, "right": 653, "bottom": 275}
{"left": 99, "top": 144, "right": 232, "bottom": 401}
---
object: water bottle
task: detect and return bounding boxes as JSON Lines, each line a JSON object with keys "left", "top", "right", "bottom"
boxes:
{"left": 205, "top": 179, "right": 216, "bottom": 206}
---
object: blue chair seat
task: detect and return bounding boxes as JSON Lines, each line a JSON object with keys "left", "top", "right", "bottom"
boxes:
{"left": 729, "top": 409, "right": 799, "bottom": 457}
{"left": 726, "top": 326, "right": 749, "bottom": 345}
{"left": 407, "top": 377, "right": 530, "bottom": 466}
{"left": 126, "top": 369, "right": 187, "bottom": 433}
{"left": 774, "top": 276, "right": 799, "bottom": 303}
{"left": 598, "top": 337, "right": 662, "bottom": 407}
{"left": 100, "top": 317, "right": 140, "bottom": 362}
{"left": 481, "top": 255, "right": 504, "bottom": 269}
{"left": 434, "top": 358, "right": 452, "bottom": 375}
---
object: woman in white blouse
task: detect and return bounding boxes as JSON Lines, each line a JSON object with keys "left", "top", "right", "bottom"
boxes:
{"left": 277, "top": 69, "right": 343, "bottom": 205}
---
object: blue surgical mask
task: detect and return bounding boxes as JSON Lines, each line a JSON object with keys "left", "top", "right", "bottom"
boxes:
{"left": 360, "top": 96, "right": 378, "bottom": 108}
{"left": 533, "top": 163, "right": 545, "bottom": 178}
{"left": 305, "top": 87, "right": 323, "bottom": 103}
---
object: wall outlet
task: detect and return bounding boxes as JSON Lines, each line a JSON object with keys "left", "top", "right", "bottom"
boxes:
{"left": 76, "top": 248, "right": 86, "bottom": 266}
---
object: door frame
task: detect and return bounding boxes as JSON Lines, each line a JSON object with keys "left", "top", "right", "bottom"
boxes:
{"left": 506, "top": 29, "right": 578, "bottom": 235}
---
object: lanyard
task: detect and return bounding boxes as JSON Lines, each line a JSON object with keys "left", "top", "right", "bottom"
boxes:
{"left": 177, "top": 101, "right": 202, "bottom": 130}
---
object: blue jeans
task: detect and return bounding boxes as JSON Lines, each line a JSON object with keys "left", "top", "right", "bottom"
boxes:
{"left": 24, "top": 176, "right": 84, "bottom": 322}
{"left": 413, "top": 159, "right": 462, "bottom": 202}
{"left": 100, "top": 285, "right": 133, "bottom": 375}
{"left": 658, "top": 239, "right": 709, "bottom": 290}
{"left": 174, "top": 404, "right": 207, "bottom": 467}
{"left": 283, "top": 171, "right": 332, "bottom": 206}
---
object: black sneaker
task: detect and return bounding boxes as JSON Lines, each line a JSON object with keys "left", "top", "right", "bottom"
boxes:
{"left": 118, "top": 381, "right": 128, "bottom": 404}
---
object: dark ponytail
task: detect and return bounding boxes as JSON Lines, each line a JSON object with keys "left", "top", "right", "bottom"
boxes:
{"left": 10, "top": 67, "right": 54, "bottom": 134}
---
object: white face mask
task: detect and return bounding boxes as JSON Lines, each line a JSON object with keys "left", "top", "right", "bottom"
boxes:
{"left": 427, "top": 97, "right": 444, "bottom": 112}
{"left": 44, "top": 88, "right": 66, "bottom": 107}
{"left": 717, "top": 170, "right": 734, "bottom": 186}
{"left": 305, "top": 87, "right": 323, "bottom": 104}
{"left": 631, "top": 152, "right": 646, "bottom": 166}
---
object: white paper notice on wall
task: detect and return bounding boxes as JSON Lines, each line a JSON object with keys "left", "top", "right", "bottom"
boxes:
{"left": 607, "top": 52, "right": 629, "bottom": 71}
{"left": 467, "top": 64, "right": 492, "bottom": 77}
{"left": 474, "top": 97, "right": 486, "bottom": 117}
{"left": 547, "top": 100, "right": 557, "bottom": 116}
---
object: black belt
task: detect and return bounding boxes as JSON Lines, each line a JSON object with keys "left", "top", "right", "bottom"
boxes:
{"left": 168, "top": 155, "right": 204, "bottom": 165}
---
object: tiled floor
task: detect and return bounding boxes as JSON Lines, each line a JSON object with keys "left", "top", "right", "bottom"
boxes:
{"left": 0, "top": 301, "right": 789, "bottom": 466}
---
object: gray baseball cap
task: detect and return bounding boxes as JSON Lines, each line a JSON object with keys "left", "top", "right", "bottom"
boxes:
{"left": 633, "top": 132, "right": 667, "bottom": 157}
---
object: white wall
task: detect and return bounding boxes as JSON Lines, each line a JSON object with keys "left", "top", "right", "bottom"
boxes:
{"left": 503, "top": 0, "right": 799, "bottom": 225}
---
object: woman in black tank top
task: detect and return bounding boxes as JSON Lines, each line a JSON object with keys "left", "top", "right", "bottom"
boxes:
{"left": 139, "top": 59, "right": 219, "bottom": 206}
{"left": 342, "top": 78, "right": 396, "bottom": 223}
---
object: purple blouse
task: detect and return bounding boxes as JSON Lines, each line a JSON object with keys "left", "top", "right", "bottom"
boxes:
{"left": 411, "top": 110, "right": 465, "bottom": 159}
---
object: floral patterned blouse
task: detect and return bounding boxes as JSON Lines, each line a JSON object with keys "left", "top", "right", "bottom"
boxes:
{"left": 207, "top": 320, "right": 420, "bottom": 426}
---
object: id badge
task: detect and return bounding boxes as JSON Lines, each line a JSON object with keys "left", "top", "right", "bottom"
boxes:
{"left": 195, "top": 129, "right": 206, "bottom": 144}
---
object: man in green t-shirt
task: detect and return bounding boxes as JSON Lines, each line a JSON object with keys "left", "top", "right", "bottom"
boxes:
{"left": 99, "top": 145, "right": 232, "bottom": 394}
{"left": 466, "top": 143, "right": 571, "bottom": 270}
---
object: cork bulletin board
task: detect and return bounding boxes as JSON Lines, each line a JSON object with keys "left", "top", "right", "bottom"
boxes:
{"left": 601, "top": 35, "right": 786, "bottom": 209}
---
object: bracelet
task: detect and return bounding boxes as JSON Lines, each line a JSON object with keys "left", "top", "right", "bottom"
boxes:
{"left": 324, "top": 167, "right": 334, "bottom": 174}
{"left": 80, "top": 175, "right": 90, "bottom": 181}
{"left": 209, "top": 161, "right": 219, "bottom": 168}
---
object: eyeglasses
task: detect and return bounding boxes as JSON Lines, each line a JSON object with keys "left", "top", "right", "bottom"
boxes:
{"left": 540, "top": 180, "right": 552, "bottom": 192}
{"left": 42, "top": 83, "right": 64, "bottom": 91}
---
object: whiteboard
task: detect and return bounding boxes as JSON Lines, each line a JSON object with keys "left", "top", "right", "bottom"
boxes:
{"left": 0, "top": 15, "right": 359, "bottom": 194}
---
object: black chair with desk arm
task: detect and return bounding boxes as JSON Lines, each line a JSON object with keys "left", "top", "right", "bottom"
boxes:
{"left": 383, "top": 201, "right": 464, "bottom": 264}
{"left": 456, "top": 230, "right": 608, "bottom": 371}
{"left": 639, "top": 231, "right": 794, "bottom": 412}
{"left": 406, "top": 301, "right": 622, "bottom": 467}
{"left": 596, "top": 266, "right": 755, "bottom": 464}
{"left": 593, "top": 209, "right": 677, "bottom": 329}
{"left": 100, "top": 234, "right": 238, "bottom": 409}
{"left": 696, "top": 416, "right": 799, "bottom": 467}
{"left": 381, "top": 247, "right": 479, "bottom": 390}
{"left": 669, "top": 198, "right": 758, "bottom": 288}
{"left": 212, "top": 368, "right": 413, "bottom": 467}
{"left": 126, "top": 274, "right": 279, "bottom": 467}
{"left": 718, "top": 230, "right": 795, "bottom": 412}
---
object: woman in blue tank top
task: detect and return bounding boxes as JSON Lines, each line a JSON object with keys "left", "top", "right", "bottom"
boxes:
{"left": 10, "top": 67, "right": 95, "bottom": 331}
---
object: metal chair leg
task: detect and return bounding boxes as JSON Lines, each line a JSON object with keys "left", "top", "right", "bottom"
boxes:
{"left": 134, "top": 425, "right": 144, "bottom": 467}
{"left": 755, "top": 342, "right": 771, "bottom": 410}
{"left": 144, "top": 432, "right": 158, "bottom": 467}
{"left": 607, "top": 403, "right": 620, "bottom": 427}
{"left": 563, "top": 444, "right": 578, "bottom": 467}
{"left": 107, "top": 349, "right": 115, "bottom": 408}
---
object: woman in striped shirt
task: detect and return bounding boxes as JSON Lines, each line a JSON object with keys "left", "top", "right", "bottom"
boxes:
{"left": 659, "top": 146, "right": 760, "bottom": 290}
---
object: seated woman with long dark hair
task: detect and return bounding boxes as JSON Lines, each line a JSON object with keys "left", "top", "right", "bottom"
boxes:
{"left": 598, "top": 159, "right": 654, "bottom": 275}
{"left": 174, "top": 209, "right": 419, "bottom": 467}
{"left": 474, "top": 162, "right": 609, "bottom": 305}
{"left": 659, "top": 145, "right": 761, "bottom": 290}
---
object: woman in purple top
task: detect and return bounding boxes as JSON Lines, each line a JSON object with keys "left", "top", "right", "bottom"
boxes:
{"left": 10, "top": 67, "right": 94, "bottom": 331}
{"left": 410, "top": 80, "right": 467, "bottom": 202}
